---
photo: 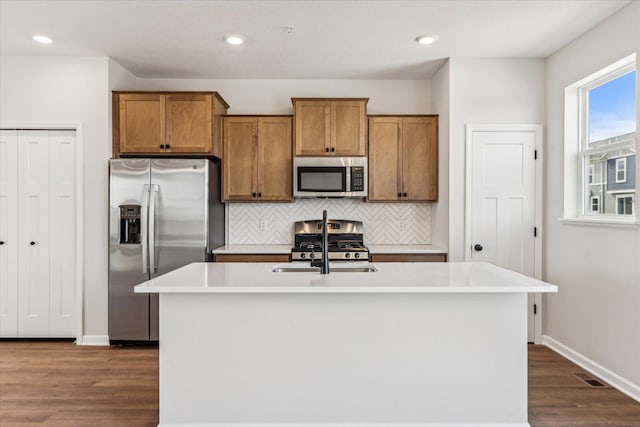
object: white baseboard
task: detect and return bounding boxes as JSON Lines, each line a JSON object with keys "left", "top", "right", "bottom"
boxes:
{"left": 79, "top": 335, "right": 110, "bottom": 346}
{"left": 159, "top": 424, "right": 529, "bottom": 427}
{"left": 542, "top": 334, "right": 640, "bottom": 403}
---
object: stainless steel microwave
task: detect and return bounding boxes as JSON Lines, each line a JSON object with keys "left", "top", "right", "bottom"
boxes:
{"left": 294, "top": 157, "right": 367, "bottom": 198}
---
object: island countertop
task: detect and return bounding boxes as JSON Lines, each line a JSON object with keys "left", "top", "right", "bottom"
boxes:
{"left": 134, "top": 261, "right": 557, "bottom": 294}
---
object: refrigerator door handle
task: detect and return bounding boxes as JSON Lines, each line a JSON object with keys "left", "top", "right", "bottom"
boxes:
{"left": 149, "top": 184, "right": 159, "bottom": 273}
{"left": 141, "top": 184, "right": 150, "bottom": 274}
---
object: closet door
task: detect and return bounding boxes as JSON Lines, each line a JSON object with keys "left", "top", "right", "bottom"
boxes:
{"left": 49, "top": 131, "right": 76, "bottom": 336}
{"left": 18, "top": 130, "right": 51, "bottom": 337}
{"left": 0, "top": 130, "right": 19, "bottom": 337}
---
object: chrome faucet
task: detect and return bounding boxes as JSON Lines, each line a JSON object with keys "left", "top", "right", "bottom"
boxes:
{"left": 311, "top": 210, "right": 330, "bottom": 274}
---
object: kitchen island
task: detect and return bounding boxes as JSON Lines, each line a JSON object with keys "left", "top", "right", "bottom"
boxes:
{"left": 135, "top": 261, "right": 557, "bottom": 427}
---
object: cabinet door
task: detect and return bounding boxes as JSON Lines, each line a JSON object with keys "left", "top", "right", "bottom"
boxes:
{"left": 18, "top": 131, "right": 51, "bottom": 337}
{"left": 368, "top": 117, "right": 402, "bottom": 201}
{"left": 258, "top": 117, "right": 293, "bottom": 201}
{"left": 0, "top": 130, "right": 19, "bottom": 337}
{"left": 332, "top": 101, "right": 366, "bottom": 156}
{"left": 119, "top": 94, "right": 166, "bottom": 153}
{"left": 166, "top": 94, "right": 212, "bottom": 153}
{"left": 402, "top": 117, "right": 438, "bottom": 201}
{"left": 294, "top": 101, "right": 330, "bottom": 155}
{"left": 223, "top": 117, "right": 258, "bottom": 201}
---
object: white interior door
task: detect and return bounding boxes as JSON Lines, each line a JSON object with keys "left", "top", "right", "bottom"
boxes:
{"left": 466, "top": 126, "right": 540, "bottom": 342}
{"left": 0, "top": 130, "right": 19, "bottom": 337}
{"left": 18, "top": 130, "right": 51, "bottom": 336}
{"left": 48, "top": 130, "right": 76, "bottom": 336}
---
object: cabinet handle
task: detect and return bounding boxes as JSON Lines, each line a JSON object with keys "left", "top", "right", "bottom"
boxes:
{"left": 252, "top": 192, "right": 257, "bottom": 197}
{"left": 397, "top": 192, "right": 401, "bottom": 197}
{"left": 331, "top": 147, "right": 335, "bottom": 152}
{"left": 403, "top": 192, "right": 407, "bottom": 197}
{"left": 0, "top": 241, "right": 5, "bottom": 245}
{"left": 165, "top": 144, "right": 171, "bottom": 149}
{"left": 30, "top": 241, "right": 36, "bottom": 246}
{"left": 160, "top": 144, "right": 165, "bottom": 149}
{"left": 258, "top": 192, "right": 262, "bottom": 197}
{"left": 325, "top": 147, "right": 329, "bottom": 153}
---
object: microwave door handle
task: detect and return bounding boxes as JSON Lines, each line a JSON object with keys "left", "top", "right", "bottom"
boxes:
{"left": 148, "top": 184, "right": 159, "bottom": 274}
{"left": 141, "top": 184, "right": 150, "bottom": 274}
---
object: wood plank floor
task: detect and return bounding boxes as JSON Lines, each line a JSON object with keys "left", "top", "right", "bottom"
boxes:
{"left": 1, "top": 342, "right": 639, "bottom": 426}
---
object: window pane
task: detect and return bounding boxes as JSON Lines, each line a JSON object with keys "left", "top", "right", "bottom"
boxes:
{"left": 588, "top": 71, "right": 636, "bottom": 144}
{"left": 584, "top": 148, "right": 635, "bottom": 215}
{"left": 616, "top": 196, "right": 634, "bottom": 215}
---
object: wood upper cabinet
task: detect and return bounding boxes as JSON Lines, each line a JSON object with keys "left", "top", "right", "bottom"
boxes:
{"left": 368, "top": 116, "right": 438, "bottom": 202}
{"left": 293, "top": 98, "right": 367, "bottom": 156}
{"left": 117, "top": 93, "right": 166, "bottom": 153}
{"left": 223, "top": 116, "right": 293, "bottom": 202}
{"left": 113, "top": 91, "right": 228, "bottom": 157}
{"left": 165, "top": 94, "right": 212, "bottom": 153}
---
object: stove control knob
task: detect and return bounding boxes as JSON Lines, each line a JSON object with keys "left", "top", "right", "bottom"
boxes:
{"left": 354, "top": 253, "right": 360, "bottom": 259}
{"left": 345, "top": 253, "right": 351, "bottom": 259}
{"left": 300, "top": 253, "right": 306, "bottom": 259}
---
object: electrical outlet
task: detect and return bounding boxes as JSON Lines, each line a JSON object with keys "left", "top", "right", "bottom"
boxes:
{"left": 259, "top": 219, "right": 268, "bottom": 232}
{"left": 399, "top": 220, "right": 405, "bottom": 231}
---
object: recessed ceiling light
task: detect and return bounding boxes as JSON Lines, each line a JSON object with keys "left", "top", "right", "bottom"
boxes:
{"left": 33, "top": 34, "right": 53, "bottom": 44}
{"left": 224, "top": 34, "right": 246, "bottom": 45}
{"left": 415, "top": 34, "right": 438, "bottom": 45}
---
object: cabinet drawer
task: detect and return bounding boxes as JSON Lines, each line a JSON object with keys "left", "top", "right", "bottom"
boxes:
{"left": 213, "top": 254, "right": 291, "bottom": 263}
{"left": 369, "top": 253, "right": 447, "bottom": 262}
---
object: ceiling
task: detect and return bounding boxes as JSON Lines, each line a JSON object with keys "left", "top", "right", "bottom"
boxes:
{"left": 0, "top": 0, "right": 633, "bottom": 80}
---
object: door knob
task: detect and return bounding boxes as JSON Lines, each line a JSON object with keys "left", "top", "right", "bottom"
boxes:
{"left": 474, "top": 244, "right": 483, "bottom": 252}
{"left": 30, "top": 241, "right": 37, "bottom": 246}
{"left": 0, "top": 241, "right": 5, "bottom": 245}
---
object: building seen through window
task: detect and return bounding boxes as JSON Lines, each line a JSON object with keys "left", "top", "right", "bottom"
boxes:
{"left": 583, "top": 68, "right": 636, "bottom": 216}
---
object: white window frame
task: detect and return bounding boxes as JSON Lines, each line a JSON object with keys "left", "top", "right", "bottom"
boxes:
{"left": 616, "top": 194, "right": 634, "bottom": 215}
{"left": 588, "top": 164, "right": 594, "bottom": 184}
{"left": 615, "top": 157, "right": 627, "bottom": 183}
{"left": 562, "top": 53, "right": 638, "bottom": 227}
{"left": 590, "top": 195, "right": 600, "bottom": 213}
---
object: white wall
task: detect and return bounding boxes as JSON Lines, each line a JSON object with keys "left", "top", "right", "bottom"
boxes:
{"left": 0, "top": 56, "right": 111, "bottom": 339}
{"left": 447, "top": 58, "right": 546, "bottom": 261}
{"left": 430, "top": 60, "right": 451, "bottom": 251}
{"left": 544, "top": 1, "right": 640, "bottom": 396}
{"left": 0, "top": 63, "right": 433, "bottom": 339}
{"left": 137, "top": 78, "right": 431, "bottom": 115}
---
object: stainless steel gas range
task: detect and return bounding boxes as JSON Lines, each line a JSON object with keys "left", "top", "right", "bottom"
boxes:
{"left": 291, "top": 219, "right": 369, "bottom": 262}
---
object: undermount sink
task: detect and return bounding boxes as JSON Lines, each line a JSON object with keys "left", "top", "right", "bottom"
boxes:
{"left": 271, "top": 264, "right": 378, "bottom": 273}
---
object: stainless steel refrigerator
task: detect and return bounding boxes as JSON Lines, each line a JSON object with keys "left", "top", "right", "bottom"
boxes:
{"left": 109, "top": 158, "right": 224, "bottom": 342}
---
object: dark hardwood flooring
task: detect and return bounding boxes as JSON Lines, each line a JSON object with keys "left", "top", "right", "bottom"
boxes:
{"left": 1, "top": 342, "right": 639, "bottom": 426}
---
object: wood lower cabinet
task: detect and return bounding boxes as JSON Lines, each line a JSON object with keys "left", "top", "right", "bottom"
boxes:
{"left": 113, "top": 91, "right": 228, "bottom": 157}
{"left": 369, "top": 253, "right": 447, "bottom": 263}
{"left": 213, "top": 254, "right": 291, "bottom": 263}
{"left": 368, "top": 116, "right": 438, "bottom": 202}
{"left": 222, "top": 116, "right": 293, "bottom": 202}
{"left": 293, "top": 98, "right": 367, "bottom": 156}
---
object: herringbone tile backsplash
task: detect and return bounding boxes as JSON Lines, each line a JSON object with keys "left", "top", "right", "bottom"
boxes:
{"left": 228, "top": 199, "right": 431, "bottom": 244}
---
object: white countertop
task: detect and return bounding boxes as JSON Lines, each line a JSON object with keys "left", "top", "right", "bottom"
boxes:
{"left": 135, "top": 261, "right": 557, "bottom": 294}
{"left": 212, "top": 244, "right": 292, "bottom": 254}
{"left": 368, "top": 244, "right": 446, "bottom": 254}
{"left": 212, "top": 244, "right": 446, "bottom": 254}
